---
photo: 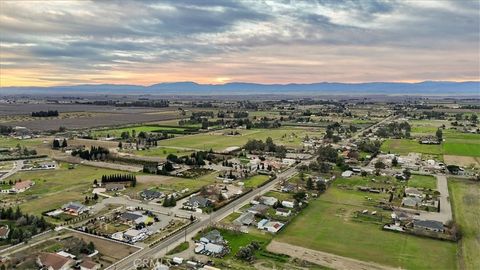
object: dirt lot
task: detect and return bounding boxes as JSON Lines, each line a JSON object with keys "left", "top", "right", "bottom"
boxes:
{"left": 69, "top": 231, "right": 140, "bottom": 264}
{"left": 444, "top": 155, "right": 480, "bottom": 168}
{"left": 137, "top": 174, "right": 176, "bottom": 184}
{"left": 267, "top": 240, "right": 397, "bottom": 270}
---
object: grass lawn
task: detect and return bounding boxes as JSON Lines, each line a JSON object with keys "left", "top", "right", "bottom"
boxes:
{"left": 0, "top": 136, "right": 44, "bottom": 148}
{"left": 167, "top": 241, "right": 190, "bottom": 255}
{"left": 159, "top": 128, "right": 323, "bottom": 151}
{"left": 448, "top": 178, "right": 480, "bottom": 270}
{"left": 2, "top": 163, "right": 124, "bottom": 215}
{"left": 381, "top": 139, "right": 443, "bottom": 155}
{"left": 407, "top": 175, "right": 437, "bottom": 190}
{"left": 243, "top": 175, "right": 270, "bottom": 188}
{"left": 276, "top": 187, "right": 457, "bottom": 269}
{"left": 134, "top": 146, "right": 194, "bottom": 158}
{"left": 443, "top": 142, "right": 480, "bottom": 157}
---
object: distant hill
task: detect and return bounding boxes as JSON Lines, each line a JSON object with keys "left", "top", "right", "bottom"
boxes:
{"left": 2, "top": 81, "right": 479, "bottom": 96}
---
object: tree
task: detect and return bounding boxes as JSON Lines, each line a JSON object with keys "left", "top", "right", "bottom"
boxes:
{"left": 436, "top": 128, "right": 443, "bottom": 142}
{"left": 52, "top": 139, "right": 60, "bottom": 149}
{"left": 118, "top": 141, "right": 123, "bottom": 149}
{"left": 306, "top": 178, "right": 313, "bottom": 190}
{"left": 392, "top": 157, "right": 398, "bottom": 167}
{"left": 293, "top": 191, "right": 306, "bottom": 202}
{"left": 374, "top": 161, "right": 386, "bottom": 169}
{"left": 61, "top": 138, "right": 68, "bottom": 148}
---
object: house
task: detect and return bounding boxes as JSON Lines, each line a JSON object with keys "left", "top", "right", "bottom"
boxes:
{"left": 0, "top": 225, "right": 10, "bottom": 239}
{"left": 62, "top": 201, "right": 87, "bottom": 215}
{"left": 200, "top": 230, "right": 224, "bottom": 244}
{"left": 185, "top": 196, "right": 212, "bottom": 209}
{"left": 12, "top": 180, "right": 34, "bottom": 193}
{"left": 56, "top": 251, "right": 76, "bottom": 259}
{"left": 257, "top": 219, "right": 284, "bottom": 233}
{"left": 281, "top": 200, "right": 295, "bottom": 209}
{"left": 195, "top": 243, "right": 225, "bottom": 256}
{"left": 80, "top": 259, "right": 101, "bottom": 270}
{"left": 392, "top": 211, "right": 411, "bottom": 221}
{"left": 275, "top": 208, "right": 291, "bottom": 217}
{"left": 413, "top": 219, "right": 444, "bottom": 232}
{"left": 120, "top": 211, "right": 146, "bottom": 224}
{"left": 123, "top": 229, "right": 146, "bottom": 243}
{"left": 37, "top": 252, "right": 75, "bottom": 270}
{"left": 281, "top": 158, "right": 296, "bottom": 166}
{"left": 405, "top": 187, "right": 423, "bottom": 198}
{"left": 105, "top": 183, "right": 125, "bottom": 192}
{"left": 259, "top": 196, "right": 278, "bottom": 206}
{"left": 141, "top": 189, "right": 163, "bottom": 200}
{"left": 341, "top": 170, "right": 353, "bottom": 178}
{"left": 233, "top": 212, "right": 255, "bottom": 226}
{"left": 40, "top": 161, "right": 57, "bottom": 169}
{"left": 247, "top": 204, "right": 269, "bottom": 216}
{"left": 402, "top": 197, "right": 422, "bottom": 208}
{"left": 281, "top": 183, "right": 296, "bottom": 193}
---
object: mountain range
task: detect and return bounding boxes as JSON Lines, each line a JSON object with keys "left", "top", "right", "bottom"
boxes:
{"left": 1, "top": 81, "right": 479, "bottom": 96}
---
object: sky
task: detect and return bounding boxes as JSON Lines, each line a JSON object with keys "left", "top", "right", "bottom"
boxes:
{"left": 0, "top": 0, "right": 479, "bottom": 87}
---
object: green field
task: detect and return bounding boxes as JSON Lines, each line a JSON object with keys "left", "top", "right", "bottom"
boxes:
{"left": 134, "top": 146, "right": 194, "bottom": 158}
{"left": 2, "top": 163, "right": 123, "bottom": 215}
{"left": 443, "top": 142, "right": 480, "bottom": 157}
{"left": 448, "top": 178, "right": 480, "bottom": 270}
{"left": 92, "top": 125, "right": 186, "bottom": 137}
{"left": 243, "top": 174, "right": 270, "bottom": 188}
{"left": 276, "top": 187, "right": 457, "bottom": 269}
{"left": 0, "top": 137, "right": 44, "bottom": 148}
{"left": 159, "top": 128, "right": 323, "bottom": 151}
{"left": 408, "top": 175, "right": 437, "bottom": 190}
{"left": 381, "top": 139, "right": 443, "bottom": 155}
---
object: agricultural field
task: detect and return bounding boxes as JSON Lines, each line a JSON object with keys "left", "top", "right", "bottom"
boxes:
{"left": 92, "top": 125, "right": 187, "bottom": 138}
{"left": 276, "top": 187, "right": 457, "bottom": 269}
{"left": 448, "top": 178, "right": 480, "bottom": 270}
{"left": 1, "top": 163, "right": 124, "bottom": 216}
{"left": 159, "top": 127, "right": 323, "bottom": 151}
{"left": 0, "top": 136, "right": 44, "bottom": 148}
{"left": 134, "top": 146, "right": 195, "bottom": 158}
{"left": 380, "top": 139, "right": 443, "bottom": 155}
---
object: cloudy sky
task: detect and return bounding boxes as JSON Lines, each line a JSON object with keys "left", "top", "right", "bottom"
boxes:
{"left": 0, "top": 0, "right": 479, "bottom": 87}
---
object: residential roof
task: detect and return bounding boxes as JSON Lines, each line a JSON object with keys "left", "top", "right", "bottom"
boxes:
{"left": 121, "top": 212, "right": 143, "bottom": 221}
{"left": 37, "top": 252, "right": 74, "bottom": 270}
{"left": 233, "top": 212, "right": 255, "bottom": 226}
{"left": 80, "top": 259, "right": 99, "bottom": 269}
{"left": 202, "top": 230, "right": 224, "bottom": 244}
{"left": 141, "top": 189, "right": 162, "bottom": 198}
{"left": 188, "top": 196, "right": 210, "bottom": 208}
{"left": 413, "top": 219, "right": 444, "bottom": 231}
{"left": 62, "top": 201, "right": 85, "bottom": 211}
{"left": 248, "top": 204, "right": 269, "bottom": 213}
{"left": 402, "top": 197, "right": 422, "bottom": 207}
{"left": 14, "top": 180, "right": 33, "bottom": 190}
{"left": 205, "top": 243, "right": 225, "bottom": 254}
{"left": 405, "top": 187, "right": 423, "bottom": 196}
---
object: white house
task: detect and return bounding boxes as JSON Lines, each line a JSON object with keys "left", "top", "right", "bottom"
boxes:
{"left": 281, "top": 200, "right": 295, "bottom": 209}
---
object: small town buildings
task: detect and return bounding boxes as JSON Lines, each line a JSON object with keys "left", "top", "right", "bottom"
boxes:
{"left": 281, "top": 200, "right": 295, "bottom": 209}
{"left": 62, "top": 201, "right": 87, "bottom": 215}
{"left": 247, "top": 204, "right": 269, "bottom": 216}
{"left": 39, "top": 161, "right": 57, "bottom": 170}
{"left": 275, "top": 208, "right": 291, "bottom": 217}
{"left": 80, "top": 259, "right": 101, "bottom": 270}
{"left": 141, "top": 189, "right": 163, "bottom": 200}
{"left": 0, "top": 225, "right": 10, "bottom": 239}
{"left": 12, "top": 180, "right": 34, "bottom": 193}
{"left": 341, "top": 170, "right": 353, "bottom": 178}
{"left": 123, "top": 229, "right": 147, "bottom": 243}
{"left": 37, "top": 252, "right": 75, "bottom": 270}
{"left": 257, "top": 219, "right": 284, "bottom": 233}
{"left": 413, "top": 219, "right": 444, "bottom": 232}
{"left": 104, "top": 183, "right": 125, "bottom": 192}
{"left": 405, "top": 187, "right": 424, "bottom": 198}
{"left": 402, "top": 197, "right": 422, "bottom": 208}
{"left": 184, "top": 195, "right": 212, "bottom": 210}
{"left": 259, "top": 196, "right": 278, "bottom": 206}
{"left": 233, "top": 212, "right": 255, "bottom": 226}
{"left": 200, "top": 230, "right": 224, "bottom": 244}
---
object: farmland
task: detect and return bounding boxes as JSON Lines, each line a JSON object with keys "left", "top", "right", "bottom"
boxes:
{"left": 276, "top": 187, "right": 457, "bottom": 269}
{"left": 159, "top": 127, "right": 323, "bottom": 151}
{"left": 448, "top": 178, "right": 480, "bottom": 270}
{"left": 2, "top": 163, "right": 124, "bottom": 216}
{"left": 380, "top": 139, "right": 443, "bottom": 155}
{"left": 92, "top": 125, "right": 187, "bottom": 138}
{"left": 134, "top": 146, "right": 195, "bottom": 158}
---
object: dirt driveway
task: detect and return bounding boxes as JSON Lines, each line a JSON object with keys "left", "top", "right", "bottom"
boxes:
{"left": 267, "top": 240, "right": 399, "bottom": 270}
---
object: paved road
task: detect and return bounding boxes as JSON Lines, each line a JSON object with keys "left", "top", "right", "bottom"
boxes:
{"left": 352, "top": 114, "right": 396, "bottom": 139}
{"left": 0, "top": 160, "right": 23, "bottom": 181}
{"left": 106, "top": 164, "right": 300, "bottom": 270}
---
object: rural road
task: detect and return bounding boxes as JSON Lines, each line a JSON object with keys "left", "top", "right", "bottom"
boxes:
{"left": 106, "top": 164, "right": 301, "bottom": 270}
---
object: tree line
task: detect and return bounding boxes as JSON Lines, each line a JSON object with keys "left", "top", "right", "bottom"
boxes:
{"left": 0, "top": 206, "right": 51, "bottom": 245}
{"left": 31, "top": 110, "right": 59, "bottom": 117}
{"left": 100, "top": 174, "right": 137, "bottom": 187}
{"left": 72, "top": 146, "right": 110, "bottom": 161}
